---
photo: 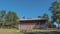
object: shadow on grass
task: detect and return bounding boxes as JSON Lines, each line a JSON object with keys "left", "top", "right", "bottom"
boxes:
{"left": 50, "top": 31, "right": 60, "bottom": 34}
{"left": 24, "top": 31, "right": 60, "bottom": 34}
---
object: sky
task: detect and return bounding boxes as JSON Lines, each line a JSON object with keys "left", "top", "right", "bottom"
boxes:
{"left": 0, "top": 0, "right": 60, "bottom": 27}
{"left": 1, "top": 0, "right": 60, "bottom": 19}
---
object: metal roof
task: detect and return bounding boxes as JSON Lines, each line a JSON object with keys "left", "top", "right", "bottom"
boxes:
{"left": 17, "top": 18, "right": 47, "bottom": 21}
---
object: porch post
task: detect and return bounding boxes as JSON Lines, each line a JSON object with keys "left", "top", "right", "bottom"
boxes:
{"left": 18, "top": 22, "right": 20, "bottom": 32}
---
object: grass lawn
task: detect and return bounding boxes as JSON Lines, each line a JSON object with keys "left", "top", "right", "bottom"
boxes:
{"left": 0, "top": 28, "right": 60, "bottom": 34}
{"left": 0, "top": 28, "right": 24, "bottom": 34}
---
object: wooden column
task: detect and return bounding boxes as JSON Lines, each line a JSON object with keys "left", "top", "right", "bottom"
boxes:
{"left": 18, "top": 21, "right": 20, "bottom": 32}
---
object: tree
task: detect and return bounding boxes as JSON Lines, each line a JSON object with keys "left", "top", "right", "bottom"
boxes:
{"left": 22, "top": 16, "right": 25, "bottom": 19}
{"left": 49, "top": 1, "right": 60, "bottom": 29}
{"left": 55, "top": 10, "right": 60, "bottom": 29}
{"left": 0, "top": 10, "right": 6, "bottom": 22}
{"left": 0, "top": 10, "right": 6, "bottom": 27}
{"left": 42, "top": 13, "right": 49, "bottom": 25}
{"left": 42, "top": 13, "right": 49, "bottom": 19}
{"left": 37, "top": 16, "right": 42, "bottom": 18}
{"left": 5, "top": 11, "right": 19, "bottom": 28}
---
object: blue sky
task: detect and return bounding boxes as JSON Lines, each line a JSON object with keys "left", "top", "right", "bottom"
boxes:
{"left": 0, "top": 0, "right": 60, "bottom": 18}
{"left": 0, "top": 0, "right": 60, "bottom": 27}
{"left": 0, "top": 0, "right": 60, "bottom": 19}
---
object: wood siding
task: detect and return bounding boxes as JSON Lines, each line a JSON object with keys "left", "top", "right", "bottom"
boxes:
{"left": 19, "top": 23, "right": 36, "bottom": 31}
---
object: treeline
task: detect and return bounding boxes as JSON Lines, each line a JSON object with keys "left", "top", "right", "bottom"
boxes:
{"left": 38, "top": 1, "right": 60, "bottom": 29}
{"left": 37, "top": 1, "right": 60, "bottom": 29}
{"left": 49, "top": 1, "right": 60, "bottom": 29}
{"left": 0, "top": 10, "right": 19, "bottom": 28}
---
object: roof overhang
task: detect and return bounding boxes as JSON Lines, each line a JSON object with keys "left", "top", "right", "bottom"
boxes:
{"left": 17, "top": 18, "right": 47, "bottom": 21}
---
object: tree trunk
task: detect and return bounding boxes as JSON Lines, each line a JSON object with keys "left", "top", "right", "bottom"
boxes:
{"left": 58, "top": 23, "right": 59, "bottom": 30}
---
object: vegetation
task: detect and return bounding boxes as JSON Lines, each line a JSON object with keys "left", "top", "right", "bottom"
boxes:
{"left": 37, "top": 0, "right": 60, "bottom": 29}
{"left": 49, "top": 1, "right": 60, "bottom": 29}
{"left": 0, "top": 29, "right": 23, "bottom": 34}
{"left": 0, "top": 10, "right": 19, "bottom": 28}
{"left": 37, "top": 13, "right": 49, "bottom": 20}
{"left": 37, "top": 16, "right": 42, "bottom": 18}
{"left": 0, "top": 29, "right": 60, "bottom": 34}
{"left": 42, "top": 13, "right": 49, "bottom": 19}
{"left": 22, "top": 16, "right": 26, "bottom": 19}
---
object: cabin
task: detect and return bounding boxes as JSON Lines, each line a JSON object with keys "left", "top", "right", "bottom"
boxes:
{"left": 18, "top": 18, "right": 48, "bottom": 32}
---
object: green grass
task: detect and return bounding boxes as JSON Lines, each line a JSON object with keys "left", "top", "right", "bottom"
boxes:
{"left": 0, "top": 28, "right": 60, "bottom": 34}
{"left": 26, "top": 30, "right": 60, "bottom": 34}
{"left": 24, "top": 31, "right": 60, "bottom": 34}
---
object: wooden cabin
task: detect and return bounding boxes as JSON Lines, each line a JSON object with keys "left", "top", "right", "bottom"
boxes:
{"left": 18, "top": 18, "right": 48, "bottom": 32}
